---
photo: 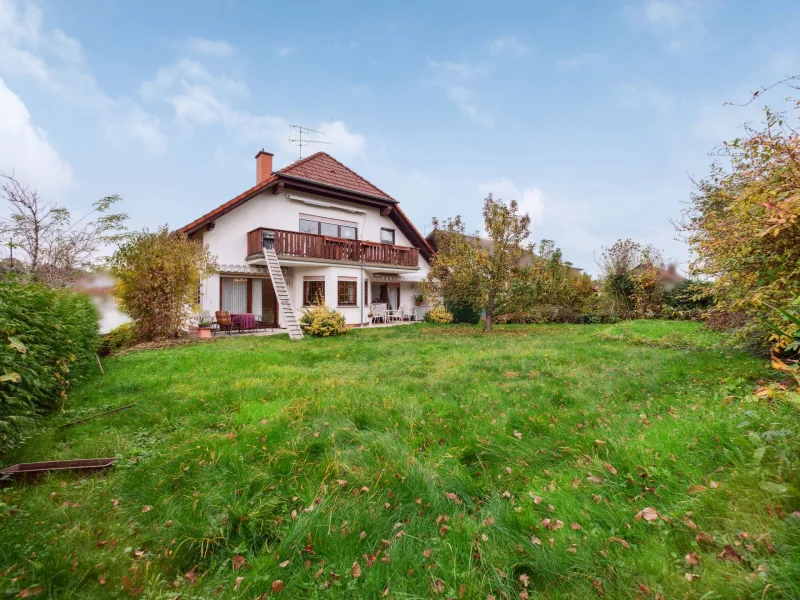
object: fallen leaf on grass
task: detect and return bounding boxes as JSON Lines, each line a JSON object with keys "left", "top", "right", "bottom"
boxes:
{"left": 184, "top": 567, "right": 197, "bottom": 585}
{"left": 609, "top": 537, "right": 630, "bottom": 550}
{"left": 592, "top": 579, "right": 604, "bottom": 597}
{"left": 337, "top": 479, "right": 348, "bottom": 487}
{"left": 696, "top": 532, "right": 716, "bottom": 546}
{"left": 685, "top": 552, "right": 701, "bottom": 565}
{"left": 688, "top": 485, "right": 707, "bottom": 494}
{"left": 513, "top": 430, "right": 523, "bottom": 439}
{"left": 531, "top": 535, "right": 542, "bottom": 546}
{"left": 519, "top": 574, "right": 530, "bottom": 588}
{"left": 684, "top": 516, "right": 697, "bottom": 530}
{"left": 430, "top": 577, "right": 445, "bottom": 594}
{"left": 603, "top": 463, "right": 618, "bottom": 476}
{"left": 634, "top": 507, "right": 660, "bottom": 522}
{"left": 279, "top": 560, "right": 290, "bottom": 568}
{"left": 15, "top": 588, "right": 43, "bottom": 598}
{"left": 571, "top": 522, "right": 581, "bottom": 530}
{"left": 351, "top": 561, "right": 361, "bottom": 578}
{"left": 685, "top": 573, "right": 700, "bottom": 582}
{"left": 142, "top": 505, "right": 152, "bottom": 512}
{"left": 718, "top": 545, "right": 741, "bottom": 562}
{"left": 232, "top": 555, "right": 248, "bottom": 571}
{"left": 271, "top": 579, "right": 284, "bottom": 593}
{"left": 234, "top": 576, "right": 244, "bottom": 591}
{"left": 638, "top": 583, "right": 651, "bottom": 595}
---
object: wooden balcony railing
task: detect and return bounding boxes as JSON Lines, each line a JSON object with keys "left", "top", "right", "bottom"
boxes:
{"left": 247, "top": 228, "right": 420, "bottom": 267}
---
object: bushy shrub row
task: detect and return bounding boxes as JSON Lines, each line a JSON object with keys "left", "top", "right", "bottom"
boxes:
{"left": 1, "top": 277, "right": 99, "bottom": 453}
{"left": 445, "top": 302, "right": 480, "bottom": 324}
{"left": 424, "top": 306, "right": 454, "bottom": 323}
{"left": 98, "top": 322, "right": 137, "bottom": 356}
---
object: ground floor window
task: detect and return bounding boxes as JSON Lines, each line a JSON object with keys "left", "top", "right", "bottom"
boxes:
{"left": 338, "top": 278, "right": 357, "bottom": 306}
{"left": 221, "top": 277, "right": 248, "bottom": 313}
{"left": 364, "top": 279, "right": 369, "bottom": 305}
{"left": 303, "top": 277, "right": 326, "bottom": 306}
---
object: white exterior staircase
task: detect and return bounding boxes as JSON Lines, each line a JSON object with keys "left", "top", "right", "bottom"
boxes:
{"left": 262, "top": 247, "right": 303, "bottom": 340}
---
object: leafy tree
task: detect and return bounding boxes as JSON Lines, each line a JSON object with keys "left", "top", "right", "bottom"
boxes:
{"left": 597, "top": 239, "right": 666, "bottom": 315}
{"left": 423, "top": 194, "right": 531, "bottom": 331}
{"left": 109, "top": 227, "right": 216, "bottom": 341}
{"left": 502, "top": 239, "right": 594, "bottom": 318}
{"left": 0, "top": 172, "right": 127, "bottom": 287}
{"left": 680, "top": 90, "right": 800, "bottom": 325}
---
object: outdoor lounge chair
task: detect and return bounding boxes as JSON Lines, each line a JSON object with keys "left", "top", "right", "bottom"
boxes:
{"left": 215, "top": 310, "right": 242, "bottom": 335}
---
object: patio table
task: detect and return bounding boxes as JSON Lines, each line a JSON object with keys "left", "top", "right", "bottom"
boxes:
{"left": 230, "top": 313, "right": 256, "bottom": 330}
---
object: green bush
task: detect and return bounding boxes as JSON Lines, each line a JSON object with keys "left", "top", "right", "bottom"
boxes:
{"left": 299, "top": 305, "right": 348, "bottom": 337}
{"left": 424, "top": 306, "right": 454, "bottom": 323}
{"left": 446, "top": 301, "right": 480, "bottom": 324}
{"left": 1, "top": 277, "right": 100, "bottom": 453}
{"left": 98, "top": 322, "right": 137, "bottom": 356}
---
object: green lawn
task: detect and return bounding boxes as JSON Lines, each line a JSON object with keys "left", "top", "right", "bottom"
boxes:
{"left": 1, "top": 321, "right": 799, "bottom": 599}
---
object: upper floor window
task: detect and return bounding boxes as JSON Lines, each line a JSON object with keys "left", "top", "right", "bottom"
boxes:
{"left": 299, "top": 215, "right": 358, "bottom": 240}
{"left": 380, "top": 228, "right": 395, "bottom": 245}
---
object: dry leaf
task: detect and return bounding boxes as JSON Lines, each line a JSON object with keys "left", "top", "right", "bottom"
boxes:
{"left": 519, "top": 574, "right": 530, "bottom": 588}
{"left": 430, "top": 577, "right": 445, "bottom": 594}
{"left": 609, "top": 537, "right": 630, "bottom": 550}
{"left": 685, "top": 573, "right": 700, "bottom": 582}
{"left": 685, "top": 552, "right": 701, "bottom": 565}
{"left": 634, "top": 507, "right": 660, "bottom": 522}
{"left": 696, "top": 532, "right": 716, "bottom": 546}
{"left": 279, "top": 560, "right": 290, "bottom": 568}
{"left": 423, "top": 548, "right": 432, "bottom": 558}
{"left": 234, "top": 576, "right": 244, "bottom": 591}
{"left": 351, "top": 561, "right": 361, "bottom": 578}
{"left": 271, "top": 579, "right": 284, "bottom": 593}
{"left": 184, "top": 567, "right": 197, "bottom": 585}
{"left": 718, "top": 545, "right": 741, "bottom": 562}
{"left": 142, "top": 505, "right": 152, "bottom": 513}
{"left": 232, "top": 555, "right": 248, "bottom": 571}
{"left": 684, "top": 516, "right": 697, "bottom": 530}
{"left": 638, "top": 583, "right": 651, "bottom": 595}
{"left": 688, "top": 485, "right": 707, "bottom": 494}
{"left": 603, "top": 463, "right": 618, "bottom": 476}
{"left": 531, "top": 535, "right": 542, "bottom": 546}
{"left": 15, "top": 588, "right": 43, "bottom": 598}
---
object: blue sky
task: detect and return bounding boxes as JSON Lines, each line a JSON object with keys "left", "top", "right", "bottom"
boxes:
{"left": 1, "top": 0, "right": 798, "bottom": 274}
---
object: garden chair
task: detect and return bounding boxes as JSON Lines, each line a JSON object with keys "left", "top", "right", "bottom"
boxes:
{"left": 400, "top": 306, "right": 414, "bottom": 321}
{"left": 370, "top": 304, "right": 387, "bottom": 324}
{"left": 215, "top": 310, "right": 242, "bottom": 335}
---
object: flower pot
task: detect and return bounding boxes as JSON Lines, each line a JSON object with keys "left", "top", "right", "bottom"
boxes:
{"left": 197, "top": 326, "right": 212, "bottom": 339}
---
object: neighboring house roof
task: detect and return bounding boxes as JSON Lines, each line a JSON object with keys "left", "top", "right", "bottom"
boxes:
{"left": 425, "top": 229, "right": 583, "bottom": 274}
{"left": 178, "top": 152, "right": 433, "bottom": 261}
{"left": 632, "top": 263, "right": 687, "bottom": 284}
{"left": 278, "top": 152, "right": 395, "bottom": 202}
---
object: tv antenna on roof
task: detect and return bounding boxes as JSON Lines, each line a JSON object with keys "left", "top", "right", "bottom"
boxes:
{"left": 289, "top": 124, "right": 330, "bottom": 159}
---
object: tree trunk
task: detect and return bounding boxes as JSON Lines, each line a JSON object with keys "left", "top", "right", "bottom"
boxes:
{"left": 484, "top": 302, "right": 493, "bottom": 332}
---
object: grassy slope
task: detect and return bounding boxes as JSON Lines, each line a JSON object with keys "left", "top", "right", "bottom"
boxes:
{"left": 1, "top": 322, "right": 799, "bottom": 599}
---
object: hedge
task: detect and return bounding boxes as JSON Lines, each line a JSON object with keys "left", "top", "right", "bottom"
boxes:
{"left": 0, "top": 277, "right": 100, "bottom": 453}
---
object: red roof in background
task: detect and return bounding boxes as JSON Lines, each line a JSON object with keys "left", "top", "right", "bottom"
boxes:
{"left": 279, "top": 152, "right": 395, "bottom": 201}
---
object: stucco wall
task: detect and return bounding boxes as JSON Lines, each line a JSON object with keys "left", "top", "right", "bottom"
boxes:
{"left": 201, "top": 189, "right": 419, "bottom": 266}
{"left": 194, "top": 187, "right": 430, "bottom": 326}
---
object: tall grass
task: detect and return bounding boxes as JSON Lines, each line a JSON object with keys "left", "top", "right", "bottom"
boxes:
{"left": 1, "top": 321, "right": 798, "bottom": 599}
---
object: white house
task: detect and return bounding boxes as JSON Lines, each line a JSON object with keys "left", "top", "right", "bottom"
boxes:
{"left": 179, "top": 150, "right": 434, "bottom": 330}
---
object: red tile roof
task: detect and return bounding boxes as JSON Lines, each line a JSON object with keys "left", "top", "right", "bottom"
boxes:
{"left": 279, "top": 152, "right": 395, "bottom": 201}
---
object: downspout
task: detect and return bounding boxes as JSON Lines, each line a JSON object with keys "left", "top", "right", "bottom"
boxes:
{"left": 360, "top": 262, "right": 365, "bottom": 326}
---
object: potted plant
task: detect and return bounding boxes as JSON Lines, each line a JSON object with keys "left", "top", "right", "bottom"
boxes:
{"left": 413, "top": 294, "right": 426, "bottom": 307}
{"left": 196, "top": 316, "right": 214, "bottom": 339}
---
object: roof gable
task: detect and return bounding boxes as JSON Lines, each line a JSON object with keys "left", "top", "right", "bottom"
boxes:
{"left": 279, "top": 152, "right": 395, "bottom": 202}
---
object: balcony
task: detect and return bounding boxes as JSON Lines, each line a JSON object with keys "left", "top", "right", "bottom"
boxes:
{"left": 247, "top": 228, "right": 420, "bottom": 268}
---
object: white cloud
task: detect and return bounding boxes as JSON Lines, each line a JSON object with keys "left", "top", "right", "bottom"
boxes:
{"left": 427, "top": 59, "right": 493, "bottom": 127}
{"left": 478, "top": 179, "right": 544, "bottom": 228}
{"left": 623, "top": 0, "right": 713, "bottom": 52}
{"left": 0, "top": 78, "right": 72, "bottom": 196}
{"left": 615, "top": 82, "right": 675, "bottom": 111}
{"left": 317, "top": 121, "right": 366, "bottom": 158}
{"left": 276, "top": 46, "right": 296, "bottom": 57}
{"left": 488, "top": 36, "right": 530, "bottom": 57}
{"left": 0, "top": 0, "right": 167, "bottom": 152}
{"left": 558, "top": 52, "right": 603, "bottom": 68}
{"left": 183, "top": 37, "right": 235, "bottom": 57}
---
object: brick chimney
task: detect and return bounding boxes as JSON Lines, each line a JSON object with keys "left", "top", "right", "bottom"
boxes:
{"left": 255, "top": 149, "right": 274, "bottom": 185}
